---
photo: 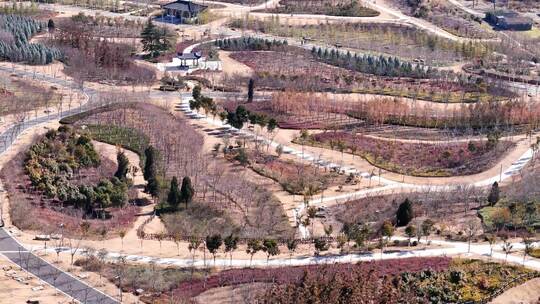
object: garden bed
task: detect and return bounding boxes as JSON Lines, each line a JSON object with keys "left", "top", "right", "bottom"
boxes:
{"left": 305, "top": 131, "right": 514, "bottom": 177}
{"left": 225, "top": 148, "right": 349, "bottom": 195}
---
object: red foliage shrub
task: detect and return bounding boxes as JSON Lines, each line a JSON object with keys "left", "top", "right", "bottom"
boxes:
{"left": 172, "top": 257, "right": 451, "bottom": 298}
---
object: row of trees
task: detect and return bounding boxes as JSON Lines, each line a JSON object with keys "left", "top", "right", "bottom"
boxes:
{"left": 215, "top": 37, "right": 288, "bottom": 51}
{"left": 311, "top": 46, "right": 434, "bottom": 79}
{"left": 0, "top": 14, "right": 62, "bottom": 64}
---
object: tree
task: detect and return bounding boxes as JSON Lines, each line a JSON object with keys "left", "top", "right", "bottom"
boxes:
{"left": 180, "top": 176, "right": 195, "bottom": 208}
{"left": 396, "top": 198, "right": 414, "bottom": 226}
{"left": 421, "top": 219, "right": 435, "bottom": 243}
{"left": 313, "top": 238, "right": 329, "bottom": 256}
{"left": 488, "top": 182, "right": 500, "bottom": 206}
{"left": 47, "top": 19, "right": 55, "bottom": 32}
{"left": 464, "top": 221, "right": 479, "bottom": 253}
{"left": 262, "top": 239, "right": 280, "bottom": 265}
{"left": 119, "top": 229, "right": 126, "bottom": 251}
{"left": 247, "top": 78, "right": 254, "bottom": 103}
{"left": 286, "top": 239, "right": 298, "bottom": 263}
{"left": 188, "top": 236, "right": 201, "bottom": 276}
{"left": 167, "top": 176, "right": 181, "bottom": 208}
{"left": 502, "top": 240, "right": 513, "bottom": 264}
{"left": 224, "top": 234, "right": 239, "bottom": 267}
{"left": 267, "top": 118, "right": 277, "bottom": 133}
{"left": 192, "top": 85, "right": 201, "bottom": 100}
{"left": 143, "top": 146, "right": 157, "bottom": 181}
{"left": 405, "top": 225, "right": 416, "bottom": 246}
{"left": 146, "top": 177, "right": 159, "bottom": 199}
{"left": 246, "top": 239, "right": 262, "bottom": 267}
{"left": 114, "top": 151, "right": 129, "bottom": 181}
{"left": 486, "top": 234, "right": 497, "bottom": 257}
{"left": 205, "top": 234, "right": 222, "bottom": 266}
{"left": 523, "top": 237, "right": 534, "bottom": 264}
{"left": 381, "top": 220, "right": 394, "bottom": 241}
{"left": 140, "top": 20, "right": 173, "bottom": 58}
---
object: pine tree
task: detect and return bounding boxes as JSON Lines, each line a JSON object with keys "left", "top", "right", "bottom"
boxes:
{"left": 180, "top": 176, "right": 195, "bottom": 208}
{"left": 143, "top": 146, "right": 157, "bottom": 181}
{"left": 247, "top": 78, "right": 254, "bottom": 103}
{"left": 167, "top": 176, "right": 181, "bottom": 209}
{"left": 396, "top": 198, "right": 414, "bottom": 227}
{"left": 114, "top": 151, "right": 130, "bottom": 181}
{"left": 140, "top": 20, "right": 172, "bottom": 58}
{"left": 488, "top": 182, "right": 500, "bottom": 206}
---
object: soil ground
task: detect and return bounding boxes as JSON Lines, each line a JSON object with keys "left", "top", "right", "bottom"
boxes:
{"left": 0, "top": 255, "right": 69, "bottom": 304}
{"left": 490, "top": 277, "right": 540, "bottom": 304}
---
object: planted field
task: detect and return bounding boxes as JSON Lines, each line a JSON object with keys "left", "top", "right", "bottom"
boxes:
{"left": 328, "top": 188, "right": 485, "bottom": 231}
{"left": 230, "top": 19, "right": 489, "bottom": 64}
{"left": 307, "top": 132, "right": 514, "bottom": 176}
{"left": 225, "top": 48, "right": 511, "bottom": 103}
{"left": 0, "top": 73, "right": 61, "bottom": 115}
{"left": 50, "top": 15, "right": 155, "bottom": 85}
{"left": 385, "top": 0, "right": 495, "bottom": 39}
{"left": 225, "top": 147, "right": 348, "bottom": 195}
{"left": 259, "top": 0, "right": 379, "bottom": 17}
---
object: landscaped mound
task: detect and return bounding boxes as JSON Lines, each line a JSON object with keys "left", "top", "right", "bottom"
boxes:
{"left": 2, "top": 125, "right": 138, "bottom": 236}
{"left": 305, "top": 131, "right": 514, "bottom": 177}
{"left": 24, "top": 126, "right": 128, "bottom": 215}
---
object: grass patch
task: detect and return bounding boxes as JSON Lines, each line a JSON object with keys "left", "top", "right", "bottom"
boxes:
{"left": 80, "top": 124, "right": 150, "bottom": 166}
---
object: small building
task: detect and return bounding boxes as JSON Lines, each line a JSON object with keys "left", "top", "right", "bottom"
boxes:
{"left": 486, "top": 10, "right": 533, "bottom": 31}
{"left": 175, "top": 51, "right": 202, "bottom": 67}
{"left": 161, "top": 0, "right": 207, "bottom": 24}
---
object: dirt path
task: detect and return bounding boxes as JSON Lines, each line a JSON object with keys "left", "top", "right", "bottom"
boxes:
{"left": 91, "top": 141, "right": 156, "bottom": 249}
{"left": 220, "top": 50, "right": 253, "bottom": 77}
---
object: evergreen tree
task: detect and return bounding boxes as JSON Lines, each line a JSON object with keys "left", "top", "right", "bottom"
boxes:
{"left": 247, "top": 78, "right": 254, "bottom": 103}
{"left": 167, "top": 176, "right": 181, "bottom": 208}
{"left": 143, "top": 146, "right": 157, "bottom": 181}
{"left": 396, "top": 198, "right": 414, "bottom": 226}
{"left": 47, "top": 19, "right": 55, "bottom": 32}
{"left": 114, "top": 151, "right": 130, "bottom": 181}
{"left": 488, "top": 182, "right": 500, "bottom": 206}
{"left": 146, "top": 177, "right": 159, "bottom": 199}
{"left": 141, "top": 20, "right": 172, "bottom": 58}
{"left": 180, "top": 176, "right": 195, "bottom": 208}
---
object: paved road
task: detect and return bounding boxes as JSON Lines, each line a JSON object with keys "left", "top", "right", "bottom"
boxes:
{"left": 0, "top": 66, "right": 119, "bottom": 303}
{"left": 0, "top": 230, "right": 118, "bottom": 303}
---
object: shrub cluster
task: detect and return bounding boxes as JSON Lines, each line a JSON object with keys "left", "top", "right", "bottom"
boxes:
{"left": 25, "top": 126, "right": 128, "bottom": 216}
